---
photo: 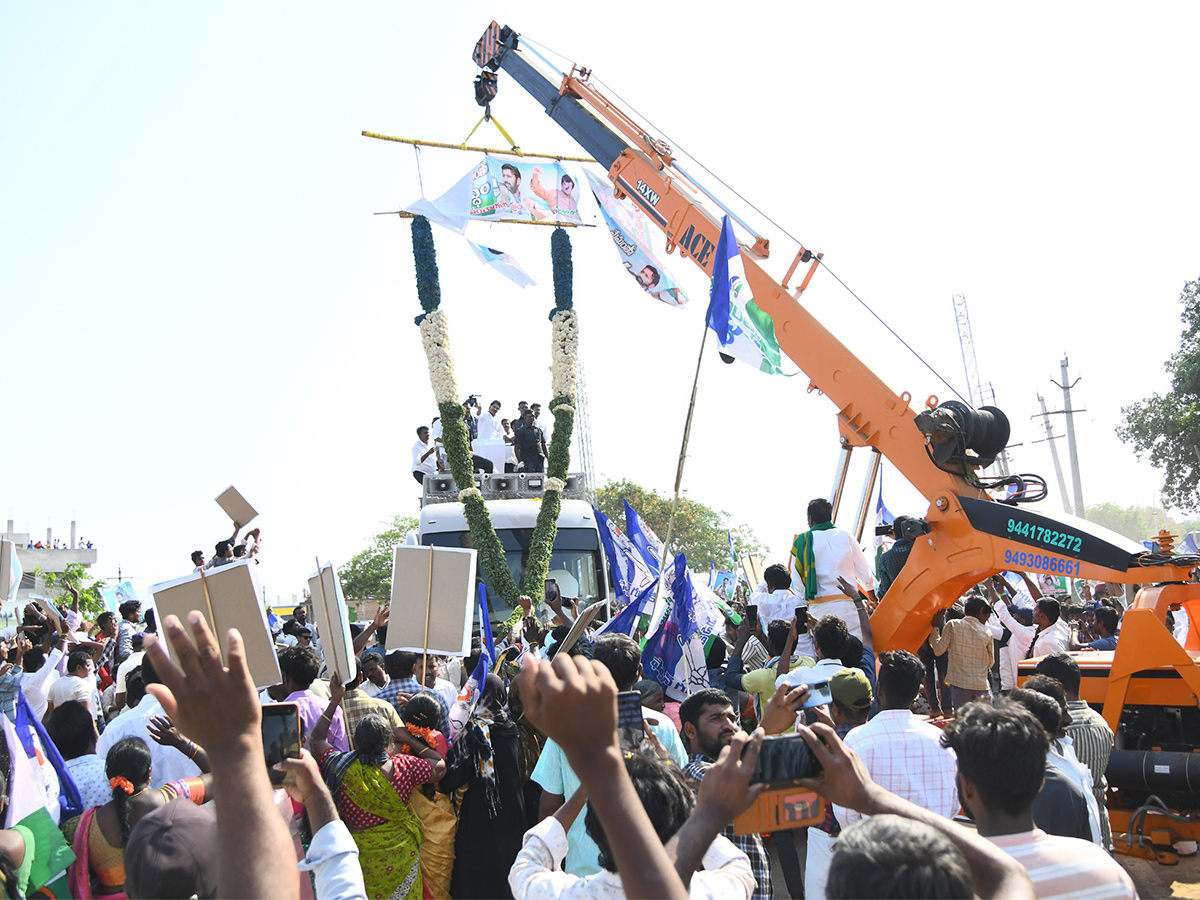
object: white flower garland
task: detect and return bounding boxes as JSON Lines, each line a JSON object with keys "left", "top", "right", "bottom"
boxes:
{"left": 420, "top": 310, "right": 460, "bottom": 405}
{"left": 550, "top": 403, "right": 575, "bottom": 415}
{"left": 544, "top": 477, "right": 566, "bottom": 493}
{"left": 458, "top": 487, "right": 482, "bottom": 501}
{"left": 550, "top": 309, "right": 579, "bottom": 401}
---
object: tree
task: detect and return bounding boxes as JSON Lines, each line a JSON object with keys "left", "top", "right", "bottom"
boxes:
{"left": 1118, "top": 278, "right": 1200, "bottom": 512}
{"left": 36, "top": 563, "right": 107, "bottom": 620}
{"left": 1086, "top": 501, "right": 1200, "bottom": 545}
{"left": 594, "top": 479, "right": 764, "bottom": 570}
{"left": 339, "top": 515, "right": 419, "bottom": 603}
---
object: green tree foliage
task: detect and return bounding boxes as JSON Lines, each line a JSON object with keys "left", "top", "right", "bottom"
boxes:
{"left": 36, "top": 563, "right": 107, "bottom": 620}
{"left": 1118, "top": 278, "right": 1200, "bottom": 512}
{"left": 1086, "top": 502, "right": 1200, "bottom": 545}
{"left": 594, "top": 479, "right": 764, "bottom": 569}
{"left": 339, "top": 516, "right": 419, "bottom": 603}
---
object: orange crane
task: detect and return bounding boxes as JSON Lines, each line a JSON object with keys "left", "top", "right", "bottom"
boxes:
{"left": 473, "top": 20, "right": 1200, "bottom": 862}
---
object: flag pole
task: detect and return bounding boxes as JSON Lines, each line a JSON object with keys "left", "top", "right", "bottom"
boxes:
{"left": 648, "top": 321, "right": 711, "bottom": 632}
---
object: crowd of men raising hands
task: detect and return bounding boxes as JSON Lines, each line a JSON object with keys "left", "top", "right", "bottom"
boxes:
{"left": 412, "top": 398, "right": 551, "bottom": 484}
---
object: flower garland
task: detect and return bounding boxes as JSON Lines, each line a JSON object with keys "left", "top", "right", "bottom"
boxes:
{"left": 409, "top": 218, "right": 578, "bottom": 635}
{"left": 411, "top": 216, "right": 519, "bottom": 607}
{"left": 503, "top": 227, "right": 578, "bottom": 634}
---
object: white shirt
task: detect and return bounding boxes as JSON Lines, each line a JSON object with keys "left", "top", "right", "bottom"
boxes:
{"left": 48, "top": 673, "right": 93, "bottom": 711}
{"left": 750, "top": 588, "right": 799, "bottom": 627}
{"left": 96, "top": 697, "right": 202, "bottom": 788}
{"left": 429, "top": 677, "right": 458, "bottom": 710}
{"left": 22, "top": 648, "right": 63, "bottom": 720}
{"left": 790, "top": 528, "right": 876, "bottom": 598}
{"left": 115, "top": 650, "right": 146, "bottom": 695}
{"left": 297, "top": 820, "right": 368, "bottom": 900}
{"left": 833, "top": 710, "right": 959, "bottom": 830}
{"left": 1030, "top": 618, "right": 1071, "bottom": 658}
{"left": 1050, "top": 741, "right": 1103, "bottom": 847}
{"left": 508, "top": 816, "right": 754, "bottom": 900}
{"left": 478, "top": 411, "right": 505, "bottom": 441}
{"left": 775, "top": 657, "right": 846, "bottom": 693}
{"left": 990, "top": 603, "right": 1035, "bottom": 690}
{"left": 361, "top": 676, "right": 389, "bottom": 698}
{"left": 66, "top": 754, "right": 111, "bottom": 810}
{"left": 412, "top": 438, "right": 437, "bottom": 475}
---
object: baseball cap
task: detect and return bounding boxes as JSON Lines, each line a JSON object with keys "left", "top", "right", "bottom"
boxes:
{"left": 830, "top": 668, "right": 873, "bottom": 711}
{"left": 125, "top": 799, "right": 219, "bottom": 899}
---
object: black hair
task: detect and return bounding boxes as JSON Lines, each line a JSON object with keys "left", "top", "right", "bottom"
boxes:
{"left": 354, "top": 713, "right": 392, "bottom": 767}
{"left": 125, "top": 667, "right": 147, "bottom": 709}
{"left": 213, "top": 540, "right": 230, "bottom": 557}
{"left": 278, "top": 646, "right": 321, "bottom": 690}
{"left": 191, "top": 550, "right": 204, "bottom": 564}
{"left": 813, "top": 615, "right": 850, "bottom": 662}
{"left": 1006, "top": 688, "right": 1063, "bottom": 740}
{"left": 640, "top": 265, "right": 660, "bottom": 287}
{"left": 416, "top": 425, "right": 428, "bottom": 437}
{"left": 942, "top": 699, "right": 1047, "bottom": 817}
{"left": 107, "top": 737, "right": 153, "bottom": 845}
{"left": 876, "top": 650, "right": 925, "bottom": 708}
{"left": 841, "top": 634, "right": 864, "bottom": 669}
{"left": 385, "top": 650, "right": 417, "bottom": 679}
{"left": 560, "top": 174, "right": 575, "bottom": 188}
{"left": 46, "top": 701, "right": 95, "bottom": 759}
{"left": 402, "top": 693, "right": 442, "bottom": 730}
{"left": 489, "top": 399, "right": 501, "bottom": 407}
{"left": 963, "top": 594, "right": 989, "bottom": 618}
{"left": 678, "top": 688, "right": 733, "bottom": 738}
{"left": 233, "top": 544, "right": 247, "bottom": 557}
{"left": 807, "top": 497, "right": 833, "bottom": 524}
{"left": 67, "top": 650, "right": 91, "bottom": 675}
{"left": 23, "top": 648, "right": 46, "bottom": 674}
{"left": 594, "top": 634, "right": 641, "bottom": 691}
{"left": 140, "top": 653, "right": 160, "bottom": 686}
{"left": 1095, "top": 606, "right": 1120, "bottom": 635}
{"left": 361, "top": 651, "right": 384, "bottom": 668}
{"left": 118, "top": 599, "right": 141, "bottom": 619}
{"left": 97, "top": 611, "right": 116, "bottom": 630}
{"left": 143, "top": 609, "right": 156, "bottom": 634}
{"left": 827, "top": 814, "right": 973, "bottom": 899}
{"left": 1034, "top": 654, "right": 1081, "bottom": 697}
{"left": 501, "top": 162, "right": 520, "bottom": 179}
{"left": 1036, "top": 597, "right": 1061, "bottom": 625}
{"left": 766, "top": 620, "right": 792, "bottom": 658}
{"left": 585, "top": 753, "right": 694, "bottom": 872}
{"left": 764, "top": 564, "right": 791, "bottom": 591}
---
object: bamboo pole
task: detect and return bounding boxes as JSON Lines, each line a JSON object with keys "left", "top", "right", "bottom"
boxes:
{"left": 362, "top": 131, "right": 595, "bottom": 162}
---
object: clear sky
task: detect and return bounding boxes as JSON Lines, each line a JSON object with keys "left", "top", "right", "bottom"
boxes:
{"left": 3, "top": 2, "right": 1198, "bottom": 604}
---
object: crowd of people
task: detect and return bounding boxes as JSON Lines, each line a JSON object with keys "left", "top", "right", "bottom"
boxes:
{"left": 0, "top": 495, "right": 1147, "bottom": 899}
{"left": 412, "top": 398, "right": 551, "bottom": 484}
{"left": 25, "top": 539, "right": 94, "bottom": 550}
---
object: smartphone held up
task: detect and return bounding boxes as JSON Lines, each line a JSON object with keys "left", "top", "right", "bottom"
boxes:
{"left": 262, "top": 702, "right": 301, "bottom": 786}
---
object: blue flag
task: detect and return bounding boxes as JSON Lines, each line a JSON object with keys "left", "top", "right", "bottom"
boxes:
{"left": 704, "top": 215, "right": 783, "bottom": 374}
{"left": 728, "top": 531, "right": 737, "bottom": 568}
{"left": 448, "top": 585, "right": 496, "bottom": 740}
{"left": 595, "top": 507, "right": 656, "bottom": 605}
{"left": 624, "top": 500, "right": 664, "bottom": 575}
{"left": 640, "top": 554, "right": 710, "bottom": 701}
{"left": 16, "top": 689, "right": 83, "bottom": 822}
{"left": 596, "top": 583, "right": 655, "bottom": 637}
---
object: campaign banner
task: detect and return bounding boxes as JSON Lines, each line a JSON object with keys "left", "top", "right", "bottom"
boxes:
{"left": 470, "top": 157, "right": 582, "bottom": 225}
{"left": 585, "top": 170, "right": 688, "bottom": 308}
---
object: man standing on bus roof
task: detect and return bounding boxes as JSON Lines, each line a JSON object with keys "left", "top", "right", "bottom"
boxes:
{"left": 790, "top": 498, "right": 877, "bottom": 639}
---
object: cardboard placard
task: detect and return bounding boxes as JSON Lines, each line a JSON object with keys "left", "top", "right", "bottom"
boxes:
{"left": 215, "top": 485, "right": 258, "bottom": 529}
{"left": 386, "top": 546, "right": 477, "bottom": 656}
{"left": 553, "top": 599, "right": 606, "bottom": 658}
{"left": 0, "top": 540, "right": 17, "bottom": 605}
{"left": 29, "top": 595, "right": 66, "bottom": 635}
{"left": 741, "top": 554, "right": 765, "bottom": 588}
{"left": 151, "top": 561, "right": 281, "bottom": 687}
{"left": 307, "top": 562, "right": 356, "bottom": 684}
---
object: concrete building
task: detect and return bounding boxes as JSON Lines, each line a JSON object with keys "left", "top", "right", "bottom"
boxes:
{"left": 2, "top": 518, "right": 98, "bottom": 606}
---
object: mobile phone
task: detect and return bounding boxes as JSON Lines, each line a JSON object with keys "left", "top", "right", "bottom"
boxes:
{"left": 751, "top": 733, "right": 821, "bottom": 787}
{"left": 795, "top": 606, "right": 809, "bottom": 635}
{"left": 544, "top": 579, "right": 560, "bottom": 603}
{"left": 262, "top": 702, "right": 302, "bottom": 786}
{"left": 801, "top": 680, "right": 833, "bottom": 709}
{"left": 745, "top": 605, "right": 759, "bottom": 632}
{"left": 617, "top": 690, "right": 644, "bottom": 750}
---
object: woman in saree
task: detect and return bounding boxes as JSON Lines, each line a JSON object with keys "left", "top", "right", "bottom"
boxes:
{"left": 441, "top": 674, "right": 526, "bottom": 900}
{"left": 65, "top": 730, "right": 213, "bottom": 899}
{"left": 314, "top": 676, "right": 446, "bottom": 900}
{"left": 400, "top": 694, "right": 457, "bottom": 899}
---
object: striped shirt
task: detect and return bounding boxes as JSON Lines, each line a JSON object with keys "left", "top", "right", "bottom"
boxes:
{"left": 987, "top": 829, "right": 1136, "bottom": 899}
{"left": 930, "top": 616, "right": 995, "bottom": 691}
{"left": 1066, "top": 701, "right": 1114, "bottom": 850}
